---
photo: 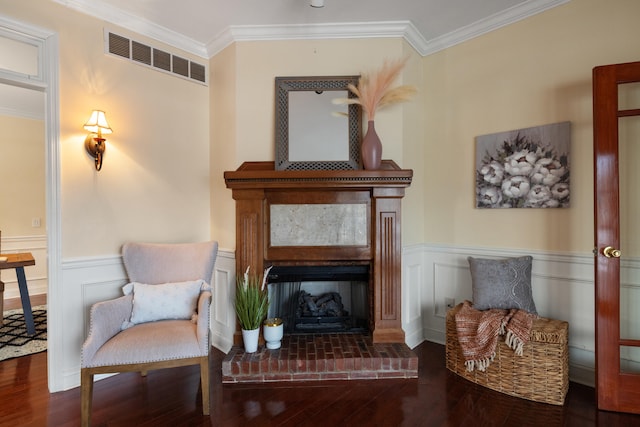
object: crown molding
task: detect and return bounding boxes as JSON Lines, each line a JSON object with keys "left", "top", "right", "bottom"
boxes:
{"left": 54, "top": 0, "right": 569, "bottom": 59}
{"left": 420, "top": 0, "right": 570, "bottom": 55}
{"left": 52, "top": 0, "right": 209, "bottom": 58}
{"left": 206, "top": 21, "right": 423, "bottom": 57}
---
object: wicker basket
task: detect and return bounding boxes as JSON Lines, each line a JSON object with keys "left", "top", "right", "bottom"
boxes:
{"left": 446, "top": 303, "right": 569, "bottom": 405}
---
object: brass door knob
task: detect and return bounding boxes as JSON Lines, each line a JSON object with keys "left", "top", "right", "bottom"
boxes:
{"left": 603, "top": 246, "right": 622, "bottom": 258}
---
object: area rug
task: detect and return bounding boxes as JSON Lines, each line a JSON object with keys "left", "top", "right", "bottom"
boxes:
{"left": 0, "top": 305, "right": 47, "bottom": 361}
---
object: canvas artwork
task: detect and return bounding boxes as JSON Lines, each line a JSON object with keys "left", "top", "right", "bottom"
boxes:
{"left": 475, "top": 121, "right": 571, "bottom": 209}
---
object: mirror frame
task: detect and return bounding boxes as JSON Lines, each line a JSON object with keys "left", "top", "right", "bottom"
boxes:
{"left": 275, "top": 75, "right": 362, "bottom": 171}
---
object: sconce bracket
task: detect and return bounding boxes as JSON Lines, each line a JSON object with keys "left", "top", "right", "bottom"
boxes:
{"left": 85, "top": 134, "right": 106, "bottom": 171}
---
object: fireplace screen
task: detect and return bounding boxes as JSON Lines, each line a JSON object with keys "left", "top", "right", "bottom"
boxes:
{"left": 267, "top": 265, "right": 369, "bottom": 334}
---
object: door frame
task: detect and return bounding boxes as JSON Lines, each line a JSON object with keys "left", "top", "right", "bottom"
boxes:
{"left": 0, "top": 16, "right": 62, "bottom": 392}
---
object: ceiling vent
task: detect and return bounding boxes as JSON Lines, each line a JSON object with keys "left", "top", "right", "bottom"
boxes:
{"left": 105, "top": 30, "right": 207, "bottom": 85}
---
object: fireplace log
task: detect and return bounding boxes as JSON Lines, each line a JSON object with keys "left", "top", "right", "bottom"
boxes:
{"left": 297, "top": 290, "right": 347, "bottom": 317}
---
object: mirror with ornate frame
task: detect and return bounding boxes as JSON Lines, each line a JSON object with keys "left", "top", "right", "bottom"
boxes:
{"left": 274, "top": 75, "right": 362, "bottom": 171}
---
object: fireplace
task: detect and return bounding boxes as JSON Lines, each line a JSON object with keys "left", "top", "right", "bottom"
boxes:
{"left": 223, "top": 161, "right": 415, "bottom": 383}
{"left": 224, "top": 160, "right": 412, "bottom": 344}
{"left": 267, "top": 264, "right": 369, "bottom": 335}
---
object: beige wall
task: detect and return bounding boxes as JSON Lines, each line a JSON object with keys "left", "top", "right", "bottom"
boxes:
{"left": 0, "top": 115, "right": 46, "bottom": 236}
{"left": 1, "top": 0, "right": 637, "bottom": 268}
{"left": 422, "top": 0, "right": 640, "bottom": 253}
{"left": 0, "top": 0, "right": 211, "bottom": 257}
{"left": 209, "top": 44, "right": 238, "bottom": 250}
{"left": 400, "top": 43, "right": 426, "bottom": 246}
{"left": 8, "top": 0, "right": 635, "bottom": 257}
{"left": 210, "top": 37, "right": 425, "bottom": 249}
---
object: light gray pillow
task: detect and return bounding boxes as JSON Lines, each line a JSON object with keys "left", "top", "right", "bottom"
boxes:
{"left": 468, "top": 255, "right": 537, "bottom": 314}
{"left": 121, "top": 279, "right": 208, "bottom": 327}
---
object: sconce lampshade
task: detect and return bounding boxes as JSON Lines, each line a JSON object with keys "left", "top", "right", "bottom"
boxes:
{"left": 83, "top": 110, "right": 112, "bottom": 171}
{"left": 83, "top": 110, "right": 112, "bottom": 135}
{"left": 310, "top": 0, "right": 324, "bottom": 7}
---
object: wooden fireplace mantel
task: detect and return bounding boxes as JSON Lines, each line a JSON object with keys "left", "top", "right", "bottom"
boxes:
{"left": 224, "top": 160, "right": 412, "bottom": 343}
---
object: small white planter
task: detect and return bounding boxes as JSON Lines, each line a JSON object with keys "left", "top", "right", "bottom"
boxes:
{"left": 241, "top": 327, "right": 260, "bottom": 353}
{"left": 263, "top": 318, "right": 284, "bottom": 350}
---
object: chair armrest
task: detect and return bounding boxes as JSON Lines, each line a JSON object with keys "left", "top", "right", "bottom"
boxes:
{"left": 81, "top": 294, "right": 133, "bottom": 367}
{"left": 196, "top": 290, "right": 212, "bottom": 354}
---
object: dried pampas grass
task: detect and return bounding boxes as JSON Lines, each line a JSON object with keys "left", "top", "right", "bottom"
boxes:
{"left": 334, "top": 57, "right": 416, "bottom": 121}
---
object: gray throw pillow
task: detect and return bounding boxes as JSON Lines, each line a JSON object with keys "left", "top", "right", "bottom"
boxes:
{"left": 468, "top": 255, "right": 537, "bottom": 314}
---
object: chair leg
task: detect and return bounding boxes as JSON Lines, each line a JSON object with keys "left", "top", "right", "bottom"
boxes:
{"left": 81, "top": 368, "right": 94, "bottom": 427}
{"left": 200, "top": 355, "right": 210, "bottom": 415}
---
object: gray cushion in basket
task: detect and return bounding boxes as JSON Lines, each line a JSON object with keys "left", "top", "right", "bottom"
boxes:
{"left": 468, "top": 255, "right": 537, "bottom": 314}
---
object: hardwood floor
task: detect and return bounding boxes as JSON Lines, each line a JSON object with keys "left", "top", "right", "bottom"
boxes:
{"left": 2, "top": 341, "right": 640, "bottom": 426}
{"left": 3, "top": 294, "right": 47, "bottom": 311}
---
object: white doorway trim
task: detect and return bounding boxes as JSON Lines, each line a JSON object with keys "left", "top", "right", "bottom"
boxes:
{"left": 0, "top": 15, "right": 61, "bottom": 392}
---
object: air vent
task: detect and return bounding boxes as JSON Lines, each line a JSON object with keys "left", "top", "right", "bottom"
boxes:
{"left": 105, "top": 30, "right": 207, "bottom": 85}
{"left": 172, "top": 55, "right": 189, "bottom": 77}
{"left": 153, "top": 48, "right": 171, "bottom": 72}
{"left": 132, "top": 41, "right": 151, "bottom": 66}
{"left": 108, "top": 32, "right": 130, "bottom": 59}
{"left": 190, "top": 62, "right": 206, "bottom": 83}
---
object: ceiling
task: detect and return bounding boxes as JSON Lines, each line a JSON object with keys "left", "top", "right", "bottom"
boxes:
{"left": 1, "top": 0, "right": 568, "bottom": 117}
{"left": 55, "top": 0, "right": 568, "bottom": 58}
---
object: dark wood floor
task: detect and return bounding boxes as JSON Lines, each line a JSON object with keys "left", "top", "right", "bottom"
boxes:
{"left": 2, "top": 341, "right": 640, "bottom": 427}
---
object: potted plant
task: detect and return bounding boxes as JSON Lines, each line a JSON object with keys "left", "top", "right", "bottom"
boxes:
{"left": 235, "top": 266, "right": 272, "bottom": 353}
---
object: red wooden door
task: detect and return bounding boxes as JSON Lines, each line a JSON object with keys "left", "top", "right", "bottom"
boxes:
{"left": 593, "top": 60, "right": 640, "bottom": 414}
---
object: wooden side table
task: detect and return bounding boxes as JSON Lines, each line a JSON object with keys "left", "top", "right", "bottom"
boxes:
{"left": 0, "top": 253, "right": 36, "bottom": 335}
{"left": 0, "top": 280, "right": 4, "bottom": 326}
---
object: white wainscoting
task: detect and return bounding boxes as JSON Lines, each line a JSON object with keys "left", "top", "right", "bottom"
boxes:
{"left": 51, "top": 243, "right": 630, "bottom": 391}
{"left": 55, "top": 255, "right": 128, "bottom": 390}
{"left": 210, "top": 249, "right": 236, "bottom": 353}
{"left": 51, "top": 248, "right": 236, "bottom": 391}
{"left": 402, "top": 244, "right": 602, "bottom": 387}
{"left": 0, "top": 234, "right": 47, "bottom": 299}
{"left": 210, "top": 244, "right": 609, "bottom": 389}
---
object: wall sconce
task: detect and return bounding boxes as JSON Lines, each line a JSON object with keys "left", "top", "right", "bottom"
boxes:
{"left": 83, "top": 110, "right": 112, "bottom": 171}
{"left": 310, "top": 0, "right": 324, "bottom": 7}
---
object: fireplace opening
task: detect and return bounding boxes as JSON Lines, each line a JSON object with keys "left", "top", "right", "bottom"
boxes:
{"left": 267, "top": 265, "right": 369, "bottom": 335}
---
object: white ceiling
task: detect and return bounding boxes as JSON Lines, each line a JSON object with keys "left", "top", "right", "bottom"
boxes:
{"left": 55, "top": 0, "right": 568, "bottom": 57}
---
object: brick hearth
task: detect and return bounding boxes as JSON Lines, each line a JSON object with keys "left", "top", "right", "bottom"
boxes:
{"left": 221, "top": 333, "right": 418, "bottom": 383}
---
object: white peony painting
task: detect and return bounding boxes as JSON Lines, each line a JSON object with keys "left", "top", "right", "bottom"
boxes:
{"left": 475, "top": 121, "right": 571, "bottom": 209}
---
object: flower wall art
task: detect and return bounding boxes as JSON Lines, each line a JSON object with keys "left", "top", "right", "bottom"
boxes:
{"left": 475, "top": 121, "right": 571, "bottom": 209}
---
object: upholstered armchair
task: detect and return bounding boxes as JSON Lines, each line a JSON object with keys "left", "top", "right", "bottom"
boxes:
{"left": 80, "top": 241, "right": 218, "bottom": 427}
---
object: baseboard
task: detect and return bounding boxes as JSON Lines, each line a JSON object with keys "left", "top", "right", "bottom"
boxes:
{"left": 3, "top": 293, "right": 47, "bottom": 311}
{"left": 210, "top": 331, "right": 233, "bottom": 354}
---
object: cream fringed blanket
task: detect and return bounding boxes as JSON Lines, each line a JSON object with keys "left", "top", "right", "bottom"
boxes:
{"left": 454, "top": 300, "right": 537, "bottom": 372}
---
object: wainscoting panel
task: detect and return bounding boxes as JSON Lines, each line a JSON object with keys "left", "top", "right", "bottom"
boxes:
{"left": 405, "top": 244, "right": 600, "bottom": 387}
{"left": 401, "top": 245, "right": 425, "bottom": 348}
{"left": 432, "top": 262, "right": 471, "bottom": 318}
{"left": 51, "top": 243, "right": 632, "bottom": 390}
{"left": 0, "top": 234, "right": 47, "bottom": 299}
{"left": 210, "top": 249, "right": 236, "bottom": 353}
{"left": 80, "top": 278, "right": 129, "bottom": 339}
{"left": 57, "top": 255, "right": 127, "bottom": 390}
{"left": 54, "top": 249, "right": 237, "bottom": 391}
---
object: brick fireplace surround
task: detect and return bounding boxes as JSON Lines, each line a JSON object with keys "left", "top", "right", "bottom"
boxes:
{"left": 223, "top": 161, "right": 416, "bottom": 382}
